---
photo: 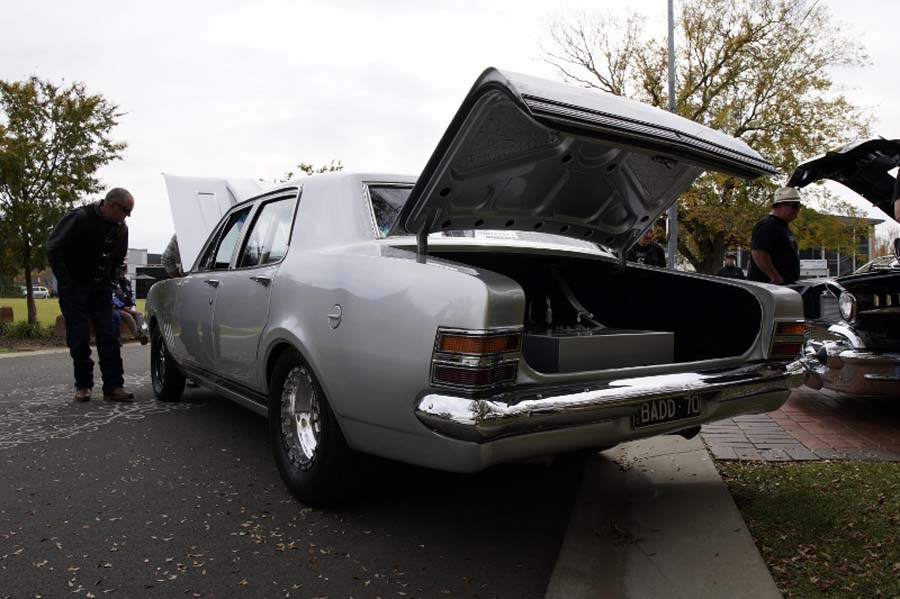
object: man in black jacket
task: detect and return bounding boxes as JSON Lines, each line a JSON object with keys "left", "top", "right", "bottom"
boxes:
{"left": 46, "top": 188, "right": 135, "bottom": 402}
{"left": 717, "top": 254, "right": 746, "bottom": 279}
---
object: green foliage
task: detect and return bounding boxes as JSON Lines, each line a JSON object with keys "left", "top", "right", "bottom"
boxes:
{"left": 792, "top": 199, "right": 865, "bottom": 254}
{"left": 543, "top": 0, "right": 871, "bottom": 273}
{"left": 0, "top": 76, "right": 125, "bottom": 321}
{"left": 0, "top": 320, "right": 54, "bottom": 339}
{"left": 275, "top": 159, "right": 343, "bottom": 184}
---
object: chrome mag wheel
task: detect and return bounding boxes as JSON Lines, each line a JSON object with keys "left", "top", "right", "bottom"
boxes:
{"left": 154, "top": 340, "right": 166, "bottom": 383}
{"left": 280, "top": 366, "right": 321, "bottom": 470}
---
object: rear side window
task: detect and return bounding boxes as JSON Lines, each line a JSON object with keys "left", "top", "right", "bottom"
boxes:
{"left": 204, "top": 208, "right": 251, "bottom": 271}
{"left": 368, "top": 185, "right": 412, "bottom": 237}
{"left": 238, "top": 196, "right": 297, "bottom": 268}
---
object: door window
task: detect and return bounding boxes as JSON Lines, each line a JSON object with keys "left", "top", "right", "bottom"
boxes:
{"left": 238, "top": 197, "right": 297, "bottom": 268}
{"left": 203, "top": 208, "right": 251, "bottom": 271}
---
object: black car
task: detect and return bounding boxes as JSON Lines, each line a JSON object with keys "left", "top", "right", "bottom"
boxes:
{"left": 788, "top": 139, "right": 900, "bottom": 397}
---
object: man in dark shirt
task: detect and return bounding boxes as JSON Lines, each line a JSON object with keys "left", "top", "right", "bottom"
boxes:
{"left": 747, "top": 187, "right": 802, "bottom": 285}
{"left": 717, "top": 253, "right": 746, "bottom": 279}
{"left": 894, "top": 173, "right": 900, "bottom": 222}
{"left": 46, "top": 188, "right": 135, "bottom": 402}
{"left": 626, "top": 228, "right": 667, "bottom": 267}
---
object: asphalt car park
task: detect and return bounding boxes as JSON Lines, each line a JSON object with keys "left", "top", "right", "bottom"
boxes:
{"left": 0, "top": 346, "right": 579, "bottom": 598}
{"left": 2, "top": 343, "right": 897, "bottom": 598}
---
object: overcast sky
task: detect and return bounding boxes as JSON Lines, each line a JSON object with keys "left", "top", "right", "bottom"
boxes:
{"left": 2, "top": 0, "right": 898, "bottom": 252}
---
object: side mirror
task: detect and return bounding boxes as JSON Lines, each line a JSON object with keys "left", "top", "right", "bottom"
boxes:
{"left": 894, "top": 238, "right": 900, "bottom": 260}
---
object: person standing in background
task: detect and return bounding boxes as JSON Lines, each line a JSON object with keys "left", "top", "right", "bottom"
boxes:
{"left": 626, "top": 227, "right": 667, "bottom": 267}
{"left": 161, "top": 234, "right": 184, "bottom": 278}
{"left": 747, "top": 187, "right": 802, "bottom": 285}
{"left": 717, "top": 254, "right": 746, "bottom": 279}
{"left": 46, "top": 188, "right": 136, "bottom": 402}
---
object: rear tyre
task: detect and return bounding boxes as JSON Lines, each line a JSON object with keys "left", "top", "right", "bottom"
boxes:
{"left": 269, "top": 349, "right": 354, "bottom": 506}
{"left": 151, "top": 326, "right": 186, "bottom": 402}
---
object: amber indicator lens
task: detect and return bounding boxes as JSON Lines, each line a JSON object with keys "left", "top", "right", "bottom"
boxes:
{"left": 772, "top": 342, "right": 803, "bottom": 356}
{"left": 775, "top": 322, "right": 806, "bottom": 337}
{"left": 439, "top": 333, "right": 520, "bottom": 355}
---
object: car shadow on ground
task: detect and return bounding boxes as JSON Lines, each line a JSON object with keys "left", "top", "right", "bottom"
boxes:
{"left": 180, "top": 387, "right": 586, "bottom": 512}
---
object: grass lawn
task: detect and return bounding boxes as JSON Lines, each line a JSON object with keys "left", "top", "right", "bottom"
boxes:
{"left": 721, "top": 461, "right": 900, "bottom": 599}
{"left": 0, "top": 297, "right": 146, "bottom": 326}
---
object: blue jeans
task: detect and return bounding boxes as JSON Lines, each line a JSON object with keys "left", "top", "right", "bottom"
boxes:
{"left": 58, "top": 284, "right": 124, "bottom": 393}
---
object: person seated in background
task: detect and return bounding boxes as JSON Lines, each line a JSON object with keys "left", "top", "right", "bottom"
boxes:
{"left": 161, "top": 234, "right": 184, "bottom": 278}
{"left": 717, "top": 253, "right": 746, "bottom": 279}
{"left": 112, "top": 267, "right": 148, "bottom": 345}
{"left": 626, "top": 227, "right": 667, "bottom": 267}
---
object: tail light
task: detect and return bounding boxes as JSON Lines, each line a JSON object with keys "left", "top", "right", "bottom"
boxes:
{"left": 431, "top": 327, "right": 522, "bottom": 393}
{"left": 770, "top": 320, "right": 806, "bottom": 359}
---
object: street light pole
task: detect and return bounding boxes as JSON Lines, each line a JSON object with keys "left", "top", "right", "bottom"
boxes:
{"left": 666, "top": 0, "right": 678, "bottom": 270}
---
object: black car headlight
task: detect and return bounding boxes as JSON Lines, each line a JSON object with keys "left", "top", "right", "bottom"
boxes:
{"left": 838, "top": 291, "right": 857, "bottom": 321}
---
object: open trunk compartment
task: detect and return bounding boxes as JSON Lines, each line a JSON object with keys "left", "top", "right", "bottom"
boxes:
{"left": 434, "top": 250, "right": 763, "bottom": 371}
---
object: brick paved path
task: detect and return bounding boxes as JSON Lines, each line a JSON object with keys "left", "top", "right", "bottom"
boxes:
{"left": 702, "top": 388, "right": 900, "bottom": 462}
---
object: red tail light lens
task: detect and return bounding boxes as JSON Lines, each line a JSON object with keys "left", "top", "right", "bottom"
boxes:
{"left": 771, "top": 342, "right": 803, "bottom": 356}
{"left": 433, "top": 363, "right": 518, "bottom": 388}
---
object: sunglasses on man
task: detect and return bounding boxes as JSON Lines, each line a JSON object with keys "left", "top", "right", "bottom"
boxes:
{"left": 112, "top": 202, "right": 132, "bottom": 217}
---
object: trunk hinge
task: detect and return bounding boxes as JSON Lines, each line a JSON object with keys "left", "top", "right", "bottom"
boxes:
{"left": 416, "top": 209, "right": 438, "bottom": 264}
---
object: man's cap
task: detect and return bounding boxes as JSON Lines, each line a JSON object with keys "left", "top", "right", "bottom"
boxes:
{"left": 725, "top": 253, "right": 737, "bottom": 259}
{"left": 773, "top": 186, "right": 802, "bottom": 204}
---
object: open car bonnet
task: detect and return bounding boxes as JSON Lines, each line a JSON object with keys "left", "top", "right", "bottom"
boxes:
{"left": 163, "top": 174, "right": 263, "bottom": 270}
{"left": 787, "top": 138, "right": 900, "bottom": 224}
{"left": 395, "top": 68, "right": 777, "bottom": 254}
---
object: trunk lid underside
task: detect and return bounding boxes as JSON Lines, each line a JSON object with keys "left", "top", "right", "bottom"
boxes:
{"left": 397, "top": 68, "right": 777, "bottom": 255}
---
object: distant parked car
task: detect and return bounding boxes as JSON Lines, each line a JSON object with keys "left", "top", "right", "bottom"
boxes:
{"left": 788, "top": 139, "right": 900, "bottom": 398}
{"left": 146, "top": 67, "right": 808, "bottom": 505}
{"left": 853, "top": 254, "right": 899, "bottom": 274}
{"left": 23, "top": 286, "right": 50, "bottom": 299}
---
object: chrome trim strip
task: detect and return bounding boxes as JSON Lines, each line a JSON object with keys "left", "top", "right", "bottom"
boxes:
{"left": 415, "top": 359, "right": 808, "bottom": 442}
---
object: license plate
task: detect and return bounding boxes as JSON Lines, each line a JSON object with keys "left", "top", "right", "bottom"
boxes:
{"left": 633, "top": 394, "right": 703, "bottom": 429}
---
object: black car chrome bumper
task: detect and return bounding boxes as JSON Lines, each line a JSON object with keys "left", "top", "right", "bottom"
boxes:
{"left": 414, "top": 359, "right": 808, "bottom": 442}
{"left": 804, "top": 341, "right": 900, "bottom": 397}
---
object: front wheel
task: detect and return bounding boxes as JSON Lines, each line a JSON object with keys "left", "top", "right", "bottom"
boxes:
{"left": 269, "top": 349, "right": 354, "bottom": 506}
{"left": 151, "top": 326, "right": 185, "bottom": 402}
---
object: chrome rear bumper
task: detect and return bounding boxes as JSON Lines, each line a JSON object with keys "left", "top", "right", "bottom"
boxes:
{"left": 415, "top": 359, "right": 807, "bottom": 442}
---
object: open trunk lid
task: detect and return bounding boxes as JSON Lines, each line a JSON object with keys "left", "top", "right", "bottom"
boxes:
{"left": 787, "top": 138, "right": 900, "bottom": 223}
{"left": 395, "top": 67, "right": 777, "bottom": 255}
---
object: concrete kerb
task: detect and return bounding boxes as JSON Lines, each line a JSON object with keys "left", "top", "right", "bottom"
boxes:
{"left": 546, "top": 435, "right": 780, "bottom": 599}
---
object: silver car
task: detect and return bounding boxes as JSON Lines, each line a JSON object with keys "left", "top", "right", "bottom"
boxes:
{"left": 146, "top": 68, "right": 807, "bottom": 505}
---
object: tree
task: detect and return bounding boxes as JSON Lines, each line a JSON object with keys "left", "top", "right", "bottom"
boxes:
{"left": 276, "top": 159, "right": 343, "bottom": 183}
{"left": 542, "top": 0, "right": 870, "bottom": 273}
{"left": 792, "top": 199, "right": 864, "bottom": 256}
{"left": 0, "top": 77, "right": 125, "bottom": 323}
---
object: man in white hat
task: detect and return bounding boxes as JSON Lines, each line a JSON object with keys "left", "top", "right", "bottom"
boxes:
{"left": 747, "top": 186, "right": 802, "bottom": 285}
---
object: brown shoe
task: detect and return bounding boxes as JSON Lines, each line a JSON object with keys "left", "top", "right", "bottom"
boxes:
{"left": 103, "top": 388, "right": 135, "bottom": 402}
{"left": 73, "top": 388, "right": 92, "bottom": 402}
{"left": 139, "top": 334, "right": 150, "bottom": 346}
